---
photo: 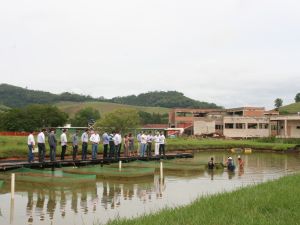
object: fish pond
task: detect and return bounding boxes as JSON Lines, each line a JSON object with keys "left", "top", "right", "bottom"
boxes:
{"left": 0, "top": 151, "right": 300, "bottom": 225}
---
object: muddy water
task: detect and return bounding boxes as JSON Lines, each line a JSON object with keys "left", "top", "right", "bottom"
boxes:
{"left": 0, "top": 152, "right": 300, "bottom": 225}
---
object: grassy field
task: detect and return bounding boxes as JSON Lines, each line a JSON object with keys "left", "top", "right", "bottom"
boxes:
{"left": 0, "top": 136, "right": 297, "bottom": 159}
{"left": 55, "top": 101, "right": 170, "bottom": 118}
{"left": 279, "top": 102, "right": 300, "bottom": 114}
{"left": 105, "top": 173, "right": 300, "bottom": 225}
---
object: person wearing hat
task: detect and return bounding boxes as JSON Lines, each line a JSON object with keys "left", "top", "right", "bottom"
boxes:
{"left": 227, "top": 156, "right": 235, "bottom": 172}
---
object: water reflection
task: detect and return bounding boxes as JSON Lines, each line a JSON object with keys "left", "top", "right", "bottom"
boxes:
{"left": 0, "top": 152, "right": 300, "bottom": 225}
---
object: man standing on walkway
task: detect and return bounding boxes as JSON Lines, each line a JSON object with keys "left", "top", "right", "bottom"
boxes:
{"left": 27, "top": 131, "right": 35, "bottom": 163}
{"left": 102, "top": 131, "right": 109, "bottom": 159}
{"left": 108, "top": 132, "right": 115, "bottom": 158}
{"left": 37, "top": 129, "right": 46, "bottom": 162}
{"left": 146, "top": 132, "right": 153, "bottom": 157}
{"left": 48, "top": 129, "right": 57, "bottom": 161}
{"left": 72, "top": 130, "right": 79, "bottom": 160}
{"left": 140, "top": 132, "right": 147, "bottom": 157}
{"left": 90, "top": 130, "right": 100, "bottom": 160}
{"left": 81, "top": 129, "right": 89, "bottom": 160}
{"left": 60, "top": 129, "right": 68, "bottom": 160}
{"left": 154, "top": 132, "right": 160, "bottom": 156}
{"left": 113, "top": 131, "right": 122, "bottom": 158}
{"left": 159, "top": 132, "right": 166, "bottom": 156}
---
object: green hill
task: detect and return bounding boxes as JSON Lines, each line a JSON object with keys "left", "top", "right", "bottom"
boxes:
{"left": 0, "top": 83, "right": 222, "bottom": 109}
{"left": 111, "top": 91, "right": 222, "bottom": 109}
{"left": 0, "top": 104, "right": 10, "bottom": 113}
{"left": 279, "top": 102, "right": 300, "bottom": 114}
{"left": 55, "top": 101, "right": 170, "bottom": 118}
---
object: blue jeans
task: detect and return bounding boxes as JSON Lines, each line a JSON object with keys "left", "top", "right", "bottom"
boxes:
{"left": 92, "top": 144, "right": 98, "bottom": 160}
{"left": 140, "top": 143, "right": 147, "bottom": 157}
{"left": 28, "top": 144, "right": 34, "bottom": 162}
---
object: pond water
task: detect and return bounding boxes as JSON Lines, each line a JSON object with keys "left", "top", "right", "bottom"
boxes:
{"left": 1, "top": 152, "right": 300, "bottom": 225}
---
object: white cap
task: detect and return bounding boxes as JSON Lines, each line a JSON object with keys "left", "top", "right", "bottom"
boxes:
{"left": 228, "top": 157, "right": 233, "bottom": 160}
{"left": 238, "top": 155, "right": 241, "bottom": 159}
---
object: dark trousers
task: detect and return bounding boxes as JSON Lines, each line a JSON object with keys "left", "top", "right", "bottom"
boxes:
{"left": 147, "top": 142, "right": 152, "bottom": 156}
{"left": 109, "top": 141, "right": 115, "bottom": 158}
{"left": 49, "top": 145, "right": 56, "bottom": 161}
{"left": 72, "top": 145, "right": 78, "bottom": 160}
{"left": 38, "top": 143, "right": 45, "bottom": 162}
{"left": 61, "top": 145, "right": 67, "bottom": 160}
{"left": 159, "top": 144, "right": 165, "bottom": 156}
{"left": 103, "top": 144, "right": 108, "bottom": 159}
{"left": 115, "top": 144, "right": 120, "bottom": 158}
{"left": 82, "top": 142, "right": 88, "bottom": 160}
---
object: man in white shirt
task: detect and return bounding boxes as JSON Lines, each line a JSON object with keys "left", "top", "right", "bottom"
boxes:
{"left": 90, "top": 130, "right": 100, "bottom": 160}
{"left": 81, "top": 129, "right": 89, "bottom": 160}
{"left": 146, "top": 133, "right": 153, "bottom": 157}
{"left": 140, "top": 132, "right": 147, "bottom": 157}
{"left": 159, "top": 132, "right": 166, "bottom": 156}
{"left": 60, "top": 129, "right": 68, "bottom": 160}
{"left": 37, "top": 129, "right": 46, "bottom": 162}
{"left": 154, "top": 132, "right": 160, "bottom": 156}
{"left": 113, "top": 131, "right": 122, "bottom": 158}
{"left": 27, "top": 130, "right": 35, "bottom": 163}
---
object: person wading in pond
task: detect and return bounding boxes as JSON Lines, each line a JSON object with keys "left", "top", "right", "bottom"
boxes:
{"left": 72, "top": 130, "right": 79, "bottom": 160}
{"left": 60, "top": 129, "right": 68, "bottom": 160}
{"left": 237, "top": 155, "right": 244, "bottom": 169}
{"left": 48, "top": 129, "right": 57, "bottom": 161}
{"left": 208, "top": 157, "right": 215, "bottom": 170}
{"left": 37, "top": 129, "right": 46, "bottom": 162}
{"left": 27, "top": 131, "right": 35, "bottom": 163}
{"left": 81, "top": 129, "right": 89, "bottom": 160}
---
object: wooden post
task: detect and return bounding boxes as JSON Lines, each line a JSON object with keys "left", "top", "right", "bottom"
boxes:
{"left": 119, "top": 160, "right": 122, "bottom": 171}
{"left": 160, "top": 161, "right": 163, "bottom": 178}
{"left": 11, "top": 173, "right": 15, "bottom": 199}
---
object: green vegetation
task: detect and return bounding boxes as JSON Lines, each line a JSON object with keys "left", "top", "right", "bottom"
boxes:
{"left": 0, "top": 104, "right": 68, "bottom": 131}
{"left": 0, "top": 84, "right": 221, "bottom": 109}
{"left": 138, "top": 111, "right": 168, "bottom": 124}
{"left": 279, "top": 102, "right": 300, "bottom": 114}
{"left": 0, "top": 136, "right": 296, "bottom": 159}
{"left": 274, "top": 98, "right": 283, "bottom": 109}
{"left": 55, "top": 101, "right": 170, "bottom": 118}
{"left": 111, "top": 91, "right": 222, "bottom": 108}
{"left": 295, "top": 93, "right": 300, "bottom": 103}
{"left": 70, "top": 107, "right": 101, "bottom": 127}
{"left": 106, "top": 173, "right": 300, "bottom": 225}
{"left": 96, "top": 109, "right": 141, "bottom": 133}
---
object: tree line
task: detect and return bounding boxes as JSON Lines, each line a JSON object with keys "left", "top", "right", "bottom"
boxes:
{"left": 0, "top": 105, "right": 168, "bottom": 132}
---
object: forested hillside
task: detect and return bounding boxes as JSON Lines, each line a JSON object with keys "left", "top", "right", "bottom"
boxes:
{"left": 111, "top": 91, "right": 221, "bottom": 108}
{"left": 0, "top": 84, "right": 221, "bottom": 109}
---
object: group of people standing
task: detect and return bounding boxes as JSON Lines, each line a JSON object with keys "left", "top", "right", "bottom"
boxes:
{"left": 27, "top": 129, "right": 167, "bottom": 163}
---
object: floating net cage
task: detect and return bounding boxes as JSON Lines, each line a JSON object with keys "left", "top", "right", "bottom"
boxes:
{"left": 1, "top": 168, "right": 96, "bottom": 184}
{"left": 62, "top": 166, "right": 155, "bottom": 179}
{"left": 107, "top": 160, "right": 206, "bottom": 172}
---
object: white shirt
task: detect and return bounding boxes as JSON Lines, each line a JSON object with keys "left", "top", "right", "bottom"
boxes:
{"left": 141, "top": 134, "right": 147, "bottom": 144}
{"left": 154, "top": 135, "right": 160, "bottom": 143}
{"left": 159, "top": 134, "right": 166, "bottom": 144}
{"left": 37, "top": 132, "right": 45, "bottom": 143}
{"left": 60, "top": 133, "right": 68, "bottom": 146}
{"left": 113, "top": 133, "right": 122, "bottom": 145}
{"left": 27, "top": 134, "right": 35, "bottom": 145}
{"left": 90, "top": 133, "right": 100, "bottom": 144}
{"left": 81, "top": 132, "right": 89, "bottom": 143}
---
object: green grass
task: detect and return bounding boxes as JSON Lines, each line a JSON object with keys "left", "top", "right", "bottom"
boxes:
{"left": 55, "top": 101, "right": 170, "bottom": 118}
{"left": 106, "top": 173, "right": 300, "bottom": 225}
{"left": 0, "top": 136, "right": 297, "bottom": 159}
{"left": 279, "top": 102, "right": 300, "bottom": 114}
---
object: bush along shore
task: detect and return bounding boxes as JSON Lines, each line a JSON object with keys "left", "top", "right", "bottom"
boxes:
{"left": 106, "top": 173, "right": 300, "bottom": 225}
{"left": 0, "top": 136, "right": 298, "bottom": 159}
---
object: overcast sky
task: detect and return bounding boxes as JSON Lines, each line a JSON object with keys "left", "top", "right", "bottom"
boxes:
{"left": 0, "top": 0, "right": 299, "bottom": 109}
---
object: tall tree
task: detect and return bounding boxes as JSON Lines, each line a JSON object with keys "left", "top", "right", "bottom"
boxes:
{"left": 71, "top": 107, "right": 101, "bottom": 127}
{"left": 96, "top": 109, "right": 140, "bottom": 133}
{"left": 274, "top": 98, "right": 283, "bottom": 109}
{"left": 295, "top": 93, "right": 300, "bottom": 103}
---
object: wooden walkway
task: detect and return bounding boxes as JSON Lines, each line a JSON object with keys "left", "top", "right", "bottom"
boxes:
{"left": 0, "top": 153, "right": 193, "bottom": 171}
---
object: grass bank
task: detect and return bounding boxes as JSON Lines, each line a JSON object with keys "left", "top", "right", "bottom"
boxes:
{"left": 106, "top": 173, "right": 300, "bottom": 225}
{"left": 0, "top": 136, "right": 297, "bottom": 159}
